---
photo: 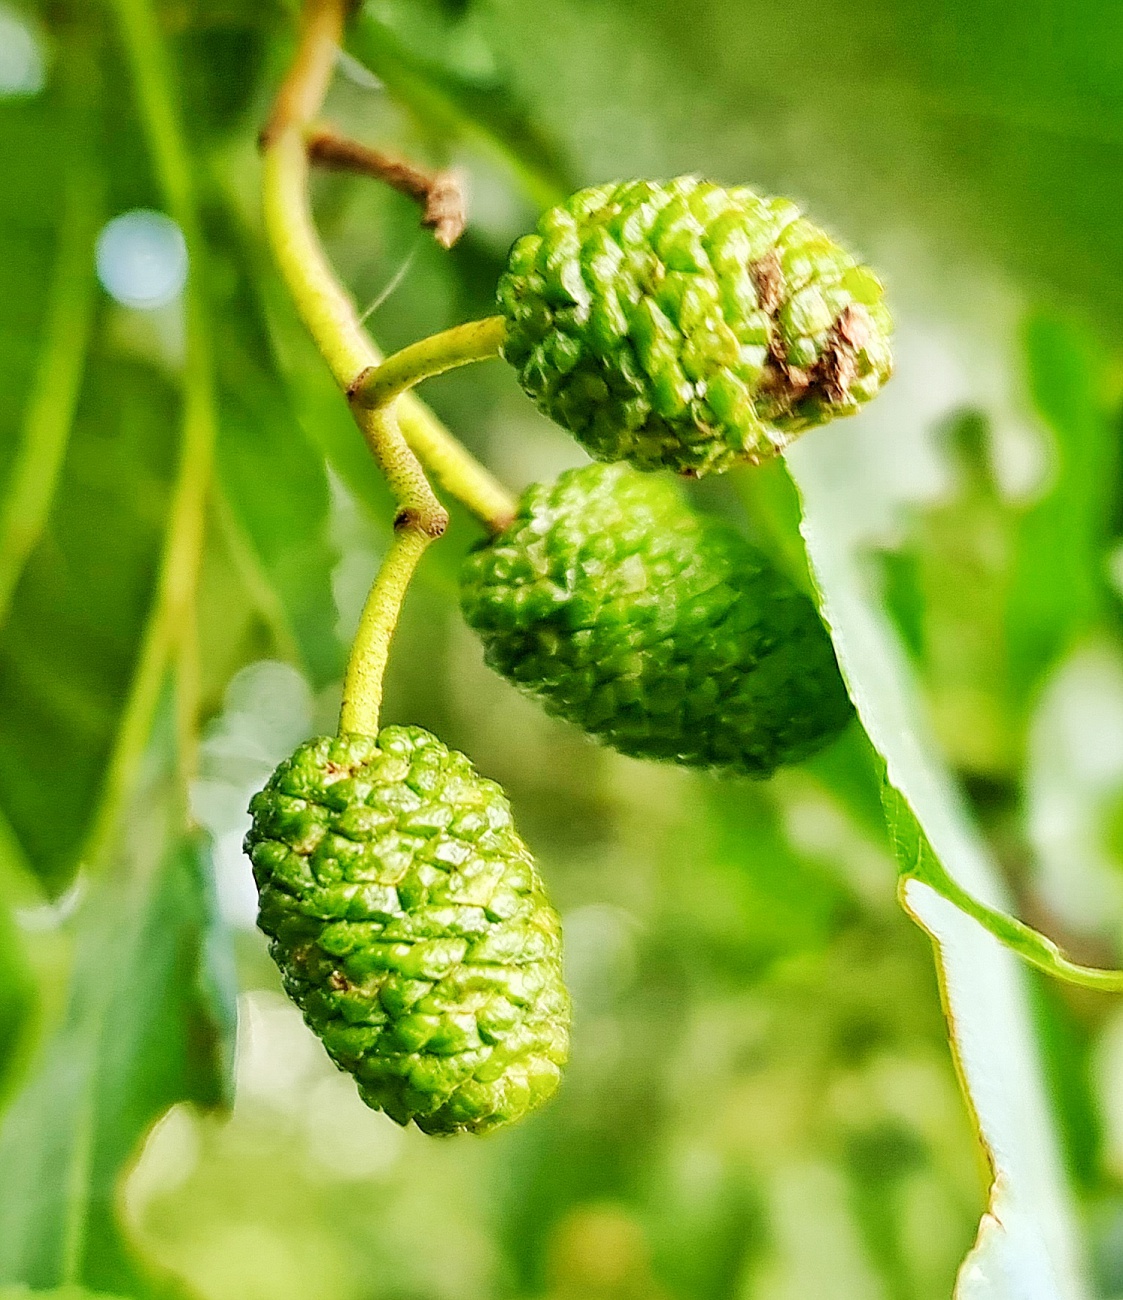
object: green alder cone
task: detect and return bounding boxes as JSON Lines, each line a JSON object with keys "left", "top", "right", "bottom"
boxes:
{"left": 498, "top": 176, "right": 892, "bottom": 476}
{"left": 460, "top": 462, "right": 853, "bottom": 776}
{"left": 244, "top": 727, "right": 570, "bottom": 1135}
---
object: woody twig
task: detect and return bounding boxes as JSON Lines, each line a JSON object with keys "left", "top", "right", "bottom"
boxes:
{"left": 306, "top": 126, "right": 466, "bottom": 248}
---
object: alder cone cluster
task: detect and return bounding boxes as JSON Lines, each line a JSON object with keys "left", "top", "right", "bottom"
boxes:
{"left": 498, "top": 176, "right": 892, "bottom": 476}
{"left": 460, "top": 462, "right": 853, "bottom": 777}
{"left": 245, "top": 728, "right": 570, "bottom": 1135}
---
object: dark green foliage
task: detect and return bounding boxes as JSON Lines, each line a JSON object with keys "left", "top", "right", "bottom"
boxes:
{"left": 0, "top": 356, "right": 178, "bottom": 893}
{"left": 245, "top": 728, "right": 570, "bottom": 1134}
{"left": 346, "top": 9, "right": 574, "bottom": 210}
{"left": 461, "top": 462, "right": 852, "bottom": 776}
{"left": 498, "top": 177, "right": 892, "bottom": 475}
{"left": 1006, "top": 313, "right": 1120, "bottom": 709}
{"left": 208, "top": 208, "right": 345, "bottom": 689}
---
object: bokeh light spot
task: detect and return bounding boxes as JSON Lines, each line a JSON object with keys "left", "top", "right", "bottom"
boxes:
{"left": 0, "top": 5, "right": 45, "bottom": 98}
{"left": 95, "top": 208, "right": 188, "bottom": 309}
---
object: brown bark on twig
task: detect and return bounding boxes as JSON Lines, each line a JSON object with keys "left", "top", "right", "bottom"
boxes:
{"left": 306, "top": 127, "right": 467, "bottom": 247}
{"left": 259, "top": 0, "right": 344, "bottom": 148}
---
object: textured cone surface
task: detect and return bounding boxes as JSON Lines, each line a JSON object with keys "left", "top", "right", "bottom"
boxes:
{"left": 498, "top": 176, "right": 892, "bottom": 476}
{"left": 461, "top": 463, "right": 853, "bottom": 776}
{"left": 245, "top": 727, "right": 570, "bottom": 1135}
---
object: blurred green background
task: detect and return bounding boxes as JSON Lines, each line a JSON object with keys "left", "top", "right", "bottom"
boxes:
{"left": 4, "top": 1, "right": 1123, "bottom": 1296}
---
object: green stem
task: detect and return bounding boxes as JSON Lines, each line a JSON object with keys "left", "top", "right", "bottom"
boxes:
{"left": 355, "top": 317, "right": 514, "bottom": 532}
{"left": 351, "top": 317, "right": 506, "bottom": 409}
{"left": 339, "top": 517, "right": 430, "bottom": 735}
{"left": 262, "top": 129, "right": 370, "bottom": 390}
{"left": 0, "top": 160, "right": 101, "bottom": 631}
{"left": 90, "top": 0, "right": 218, "bottom": 861}
{"left": 397, "top": 392, "right": 516, "bottom": 533}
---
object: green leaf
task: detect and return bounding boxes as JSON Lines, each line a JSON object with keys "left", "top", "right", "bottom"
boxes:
{"left": 0, "top": 28, "right": 133, "bottom": 895}
{"left": 1006, "top": 313, "right": 1119, "bottom": 712}
{"left": 662, "top": 776, "right": 852, "bottom": 983}
{"left": 0, "top": 820, "right": 236, "bottom": 1295}
{"left": 876, "top": 409, "right": 1021, "bottom": 778}
{"left": 0, "top": 822, "right": 36, "bottom": 1105}
{"left": 0, "top": 797, "right": 44, "bottom": 1105}
{"left": 884, "top": 780, "right": 1123, "bottom": 993}
{"left": 787, "top": 436, "right": 1091, "bottom": 1297}
{"left": 0, "top": 133, "right": 101, "bottom": 632}
{"left": 1028, "top": 975, "right": 1105, "bottom": 1197}
{"left": 0, "top": 352, "right": 179, "bottom": 894}
{"left": 0, "top": 911, "right": 34, "bottom": 1106}
{"left": 346, "top": 9, "right": 574, "bottom": 210}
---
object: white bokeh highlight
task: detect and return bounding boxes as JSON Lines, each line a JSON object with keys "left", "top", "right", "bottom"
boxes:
{"left": 96, "top": 209, "right": 187, "bottom": 309}
{"left": 0, "top": 5, "right": 44, "bottom": 98}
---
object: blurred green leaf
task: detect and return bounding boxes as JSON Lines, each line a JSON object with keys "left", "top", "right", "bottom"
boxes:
{"left": 0, "top": 89, "right": 64, "bottom": 487}
{"left": 874, "top": 410, "right": 1020, "bottom": 778}
{"left": 1006, "top": 313, "right": 1119, "bottom": 712}
{"left": 171, "top": 7, "right": 274, "bottom": 143}
{"left": 347, "top": 8, "right": 573, "bottom": 209}
{"left": 0, "top": 23, "right": 133, "bottom": 896}
{"left": 876, "top": 546, "right": 925, "bottom": 665}
{"left": 800, "top": 719, "right": 893, "bottom": 850}
{"left": 0, "top": 900, "right": 34, "bottom": 1106}
{"left": 0, "top": 1288, "right": 131, "bottom": 1300}
{"left": 1029, "top": 976, "right": 1104, "bottom": 1198}
{"left": 0, "top": 352, "right": 178, "bottom": 894}
{"left": 0, "top": 818, "right": 235, "bottom": 1296}
{"left": 207, "top": 209, "right": 344, "bottom": 689}
{"left": 481, "top": 0, "right": 1123, "bottom": 332}
{"left": 649, "top": 1159, "right": 762, "bottom": 1300}
{"left": 663, "top": 777, "right": 853, "bottom": 984}
{"left": 0, "top": 126, "right": 101, "bottom": 632}
{"left": 0, "top": 814, "right": 44, "bottom": 1104}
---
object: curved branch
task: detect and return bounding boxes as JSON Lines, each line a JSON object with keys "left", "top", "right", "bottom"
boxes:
{"left": 262, "top": 0, "right": 450, "bottom": 737}
{"left": 261, "top": 0, "right": 514, "bottom": 535}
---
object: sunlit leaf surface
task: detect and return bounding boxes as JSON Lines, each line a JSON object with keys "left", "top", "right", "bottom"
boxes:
{"left": 789, "top": 433, "right": 1088, "bottom": 1298}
